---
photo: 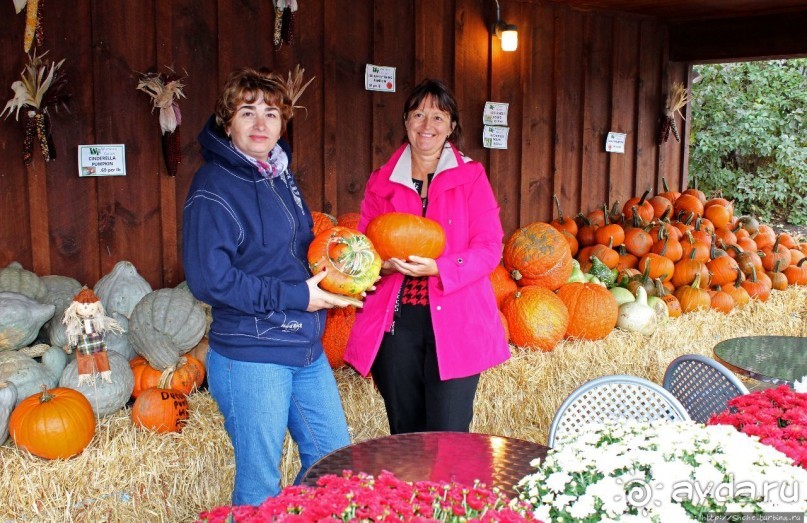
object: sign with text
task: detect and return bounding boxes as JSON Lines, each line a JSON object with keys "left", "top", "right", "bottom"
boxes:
{"left": 483, "top": 102, "right": 509, "bottom": 126}
{"left": 365, "top": 64, "right": 396, "bottom": 92}
{"left": 78, "top": 144, "right": 126, "bottom": 177}
{"left": 605, "top": 132, "right": 627, "bottom": 154}
{"left": 483, "top": 125, "right": 509, "bottom": 149}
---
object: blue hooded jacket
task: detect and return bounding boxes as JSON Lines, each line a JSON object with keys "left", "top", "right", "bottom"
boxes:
{"left": 182, "top": 116, "right": 324, "bottom": 366}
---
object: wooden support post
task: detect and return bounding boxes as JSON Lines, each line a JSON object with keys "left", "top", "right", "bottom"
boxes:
{"left": 26, "top": 155, "right": 51, "bottom": 275}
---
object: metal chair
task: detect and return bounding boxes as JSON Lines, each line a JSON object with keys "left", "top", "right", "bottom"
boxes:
{"left": 663, "top": 354, "right": 749, "bottom": 424}
{"left": 547, "top": 374, "right": 690, "bottom": 447}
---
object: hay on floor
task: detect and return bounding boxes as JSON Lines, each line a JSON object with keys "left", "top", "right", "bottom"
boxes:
{"left": 1, "top": 286, "right": 804, "bottom": 522}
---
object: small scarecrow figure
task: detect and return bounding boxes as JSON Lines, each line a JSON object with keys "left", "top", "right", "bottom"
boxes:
{"left": 62, "top": 287, "right": 124, "bottom": 385}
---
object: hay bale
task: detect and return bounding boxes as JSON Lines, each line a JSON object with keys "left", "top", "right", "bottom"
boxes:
{"left": 0, "top": 286, "right": 803, "bottom": 522}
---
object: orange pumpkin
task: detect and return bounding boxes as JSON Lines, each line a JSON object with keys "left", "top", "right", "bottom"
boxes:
{"left": 723, "top": 275, "right": 751, "bottom": 308}
{"left": 131, "top": 381, "right": 189, "bottom": 434}
{"left": 709, "top": 287, "right": 736, "bottom": 314}
{"left": 498, "top": 310, "right": 510, "bottom": 342}
{"left": 784, "top": 258, "right": 807, "bottom": 286}
{"left": 337, "top": 212, "right": 361, "bottom": 230}
{"left": 550, "top": 194, "right": 578, "bottom": 237}
{"left": 365, "top": 212, "right": 446, "bottom": 261}
{"left": 9, "top": 387, "right": 95, "bottom": 459}
{"left": 501, "top": 286, "right": 569, "bottom": 351}
{"left": 503, "top": 222, "right": 573, "bottom": 290}
{"left": 674, "top": 274, "right": 711, "bottom": 313}
{"left": 308, "top": 226, "right": 382, "bottom": 297}
{"left": 311, "top": 211, "right": 338, "bottom": 236}
{"left": 322, "top": 306, "right": 356, "bottom": 368}
{"left": 489, "top": 264, "right": 518, "bottom": 309}
{"left": 556, "top": 282, "right": 618, "bottom": 341}
{"left": 130, "top": 355, "right": 205, "bottom": 398}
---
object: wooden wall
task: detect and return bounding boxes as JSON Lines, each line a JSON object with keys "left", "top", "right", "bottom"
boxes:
{"left": 0, "top": 0, "right": 689, "bottom": 288}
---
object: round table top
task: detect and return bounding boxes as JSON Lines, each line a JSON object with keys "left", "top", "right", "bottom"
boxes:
{"left": 713, "top": 335, "right": 807, "bottom": 385}
{"left": 301, "top": 431, "right": 548, "bottom": 494}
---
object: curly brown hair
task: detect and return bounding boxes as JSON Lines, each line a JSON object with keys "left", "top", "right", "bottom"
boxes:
{"left": 215, "top": 67, "right": 294, "bottom": 134}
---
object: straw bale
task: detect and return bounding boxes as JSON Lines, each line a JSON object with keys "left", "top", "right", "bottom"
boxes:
{"left": 0, "top": 286, "right": 804, "bottom": 522}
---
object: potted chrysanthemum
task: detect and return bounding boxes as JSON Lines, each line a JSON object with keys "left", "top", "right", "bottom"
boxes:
{"left": 709, "top": 384, "right": 807, "bottom": 468}
{"left": 514, "top": 420, "right": 807, "bottom": 522}
{"left": 198, "top": 470, "right": 542, "bottom": 522}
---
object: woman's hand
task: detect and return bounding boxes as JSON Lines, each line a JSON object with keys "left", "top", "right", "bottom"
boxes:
{"left": 305, "top": 270, "right": 358, "bottom": 311}
{"left": 385, "top": 255, "right": 439, "bottom": 277}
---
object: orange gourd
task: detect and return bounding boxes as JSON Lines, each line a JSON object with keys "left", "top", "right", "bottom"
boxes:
{"left": 556, "top": 282, "right": 618, "bottom": 341}
{"left": 308, "top": 226, "right": 382, "bottom": 297}
{"left": 501, "top": 286, "right": 569, "bottom": 351}
{"left": 322, "top": 306, "right": 356, "bottom": 369}
{"left": 503, "top": 222, "right": 573, "bottom": 290}
{"left": 784, "top": 258, "right": 807, "bottom": 286}
{"left": 130, "top": 355, "right": 205, "bottom": 398}
{"left": 674, "top": 273, "right": 711, "bottom": 313}
{"left": 337, "top": 212, "right": 361, "bottom": 230}
{"left": 550, "top": 194, "right": 578, "bottom": 237}
{"left": 131, "top": 377, "right": 189, "bottom": 434}
{"left": 365, "top": 212, "right": 446, "bottom": 261}
{"left": 9, "top": 387, "right": 95, "bottom": 460}
{"left": 311, "top": 211, "right": 338, "bottom": 236}
{"left": 489, "top": 264, "right": 518, "bottom": 309}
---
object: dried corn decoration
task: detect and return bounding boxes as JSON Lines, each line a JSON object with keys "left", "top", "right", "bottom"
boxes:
{"left": 1, "top": 50, "right": 69, "bottom": 165}
{"left": 136, "top": 70, "right": 187, "bottom": 176}
{"left": 14, "top": 0, "right": 45, "bottom": 52}
{"left": 659, "top": 82, "right": 690, "bottom": 144}
{"left": 273, "top": 0, "right": 298, "bottom": 50}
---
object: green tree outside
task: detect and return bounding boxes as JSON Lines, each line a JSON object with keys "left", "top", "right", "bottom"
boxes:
{"left": 689, "top": 59, "right": 807, "bottom": 225}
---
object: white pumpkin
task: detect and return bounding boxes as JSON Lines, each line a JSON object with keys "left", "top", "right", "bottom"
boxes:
{"left": 59, "top": 351, "right": 134, "bottom": 417}
{"left": 0, "top": 292, "right": 55, "bottom": 351}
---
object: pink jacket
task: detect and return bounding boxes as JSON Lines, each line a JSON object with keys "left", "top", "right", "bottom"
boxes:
{"left": 344, "top": 143, "right": 510, "bottom": 380}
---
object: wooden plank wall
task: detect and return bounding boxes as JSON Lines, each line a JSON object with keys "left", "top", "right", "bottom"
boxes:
{"left": 0, "top": 0, "right": 688, "bottom": 288}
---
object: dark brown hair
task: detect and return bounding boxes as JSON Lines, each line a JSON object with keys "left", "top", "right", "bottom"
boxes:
{"left": 215, "top": 67, "right": 293, "bottom": 134}
{"left": 402, "top": 78, "right": 462, "bottom": 146}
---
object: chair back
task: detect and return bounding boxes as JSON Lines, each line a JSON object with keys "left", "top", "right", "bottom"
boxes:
{"left": 547, "top": 374, "right": 690, "bottom": 447}
{"left": 663, "top": 354, "right": 748, "bottom": 424}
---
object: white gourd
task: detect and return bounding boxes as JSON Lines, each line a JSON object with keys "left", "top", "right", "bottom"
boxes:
{"left": 0, "top": 292, "right": 55, "bottom": 351}
{"left": 617, "top": 286, "right": 658, "bottom": 336}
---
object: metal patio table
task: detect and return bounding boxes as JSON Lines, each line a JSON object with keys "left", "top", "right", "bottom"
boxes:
{"left": 713, "top": 335, "right": 807, "bottom": 386}
{"left": 301, "top": 431, "right": 549, "bottom": 494}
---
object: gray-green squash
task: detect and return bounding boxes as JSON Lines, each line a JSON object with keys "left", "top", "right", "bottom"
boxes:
{"left": 59, "top": 351, "right": 134, "bottom": 417}
{"left": 0, "top": 292, "right": 55, "bottom": 351}
{"left": 39, "top": 274, "right": 83, "bottom": 349}
{"left": 0, "top": 346, "right": 67, "bottom": 406}
{"left": 129, "top": 287, "right": 206, "bottom": 370}
{"left": 0, "top": 380, "right": 17, "bottom": 443}
{"left": 94, "top": 260, "right": 153, "bottom": 319}
{"left": 0, "top": 262, "right": 47, "bottom": 301}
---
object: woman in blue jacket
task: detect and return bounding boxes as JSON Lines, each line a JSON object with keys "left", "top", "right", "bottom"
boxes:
{"left": 183, "top": 67, "right": 353, "bottom": 505}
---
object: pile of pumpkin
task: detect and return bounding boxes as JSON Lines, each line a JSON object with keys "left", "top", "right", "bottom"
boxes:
{"left": 0, "top": 260, "right": 209, "bottom": 460}
{"left": 313, "top": 187, "right": 807, "bottom": 361}
{"left": 491, "top": 189, "right": 807, "bottom": 351}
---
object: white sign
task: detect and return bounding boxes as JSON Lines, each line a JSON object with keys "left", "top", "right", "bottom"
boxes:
{"left": 78, "top": 144, "right": 126, "bottom": 177}
{"left": 605, "top": 132, "right": 627, "bottom": 154}
{"left": 365, "top": 64, "right": 396, "bottom": 92}
{"left": 483, "top": 102, "right": 509, "bottom": 126}
{"left": 483, "top": 125, "right": 509, "bottom": 149}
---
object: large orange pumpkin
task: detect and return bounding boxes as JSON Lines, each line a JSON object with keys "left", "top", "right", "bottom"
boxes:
{"left": 130, "top": 355, "right": 205, "bottom": 398}
{"left": 131, "top": 381, "right": 189, "bottom": 434}
{"left": 501, "top": 286, "right": 569, "bottom": 351}
{"left": 489, "top": 264, "right": 518, "bottom": 309}
{"left": 308, "top": 226, "right": 382, "bottom": 297}
{"left": 9, "top": 387, "right": 95, "bottom": 459}
{"left": 322, "top": 306, "right": 356, "bottom": 368}
{"left": 337, "top": 212, "right": 361, "bottom": 230}
{"left": 365, "top": 212, "right": 446, "bottom": 261}
{"left": 503, "top": 222, "right": 573, "bottom": 290}
{"left": 556, "top": 282, "right": 618, "bottom": 341}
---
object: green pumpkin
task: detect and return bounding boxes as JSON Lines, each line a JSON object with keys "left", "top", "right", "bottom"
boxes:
{"left": 129, "top": 287, "right": 206, "bottom": 370}
{"left": 0, "top": 292, "right": 55, "bottom": 351}
{"left": 0, "top": 262, "right": 47, "bottom": 302}
{"left": 94, "top": 260, "right": 153, "bottom": 319}
{"left": 59, "top": 351, "right": 134, "bottom": 417}
{"left": 0, "top": 380, "right": 17, "bottom": 443}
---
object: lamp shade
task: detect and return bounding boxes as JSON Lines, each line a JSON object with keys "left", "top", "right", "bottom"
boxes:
{"left": 500, "top": 26, "right": 518, "bottom": 51}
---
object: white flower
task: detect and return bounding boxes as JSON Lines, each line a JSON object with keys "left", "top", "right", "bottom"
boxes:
{"left": 515, "top": 420, "right": 807, "bottom": 521}
{"left": 794, "top": 375, "right": 807, "bottom": 393}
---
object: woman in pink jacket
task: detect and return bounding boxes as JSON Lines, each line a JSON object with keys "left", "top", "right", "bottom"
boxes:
{"left": 344, "top": 79, "right": 510, "bottom": 434}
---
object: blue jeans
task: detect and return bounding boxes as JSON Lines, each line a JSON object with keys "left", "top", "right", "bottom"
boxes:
{"left": 206, "top": 348, "right": 350, "bottom": 506}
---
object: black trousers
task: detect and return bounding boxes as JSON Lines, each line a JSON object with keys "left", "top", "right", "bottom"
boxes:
{"left": 371, "top": 305, "right": 480, "bottom": 434}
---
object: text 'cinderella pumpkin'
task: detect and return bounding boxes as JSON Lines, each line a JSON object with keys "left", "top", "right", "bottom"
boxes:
{"left": 308, "top": 226, "right": 382, "bottom": 297}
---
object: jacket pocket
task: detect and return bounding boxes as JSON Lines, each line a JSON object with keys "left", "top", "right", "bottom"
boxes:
{"left": 248, "top": 309, "right": 322, "bottom": 345}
